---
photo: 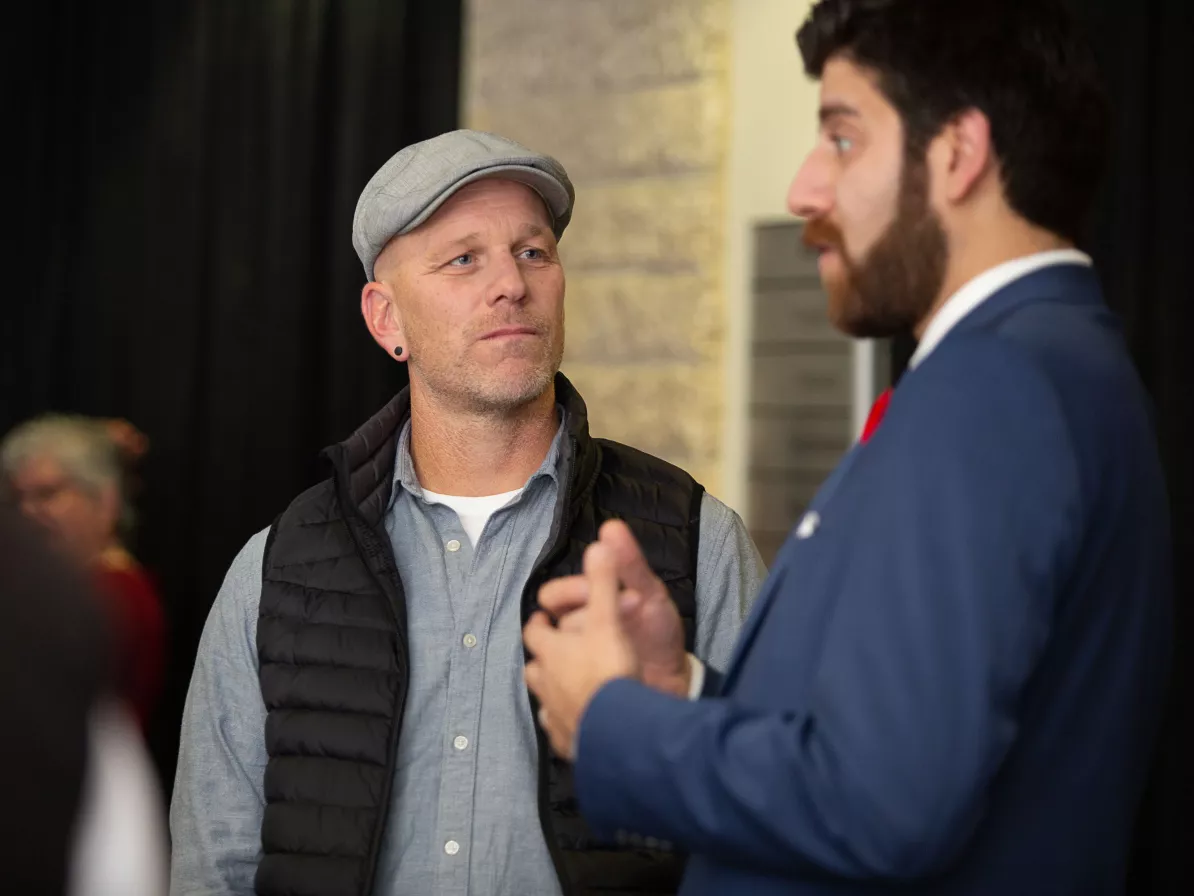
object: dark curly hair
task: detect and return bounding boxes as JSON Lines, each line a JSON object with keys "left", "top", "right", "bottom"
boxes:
{"left": 796, "top": 0, "right": 1109, "bottom": 243}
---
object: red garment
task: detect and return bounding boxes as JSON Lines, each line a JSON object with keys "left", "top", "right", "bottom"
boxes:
{"left": 861, "top": 387, "right": 893, "bottom": 444}
{"left": 93, "top": 563, "right": 166, "bottom": 731}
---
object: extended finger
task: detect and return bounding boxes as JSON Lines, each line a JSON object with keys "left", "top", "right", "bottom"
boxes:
{"left": 540, "top": 572, "right": 643, "bottom": 619}
{"left": 522, "top": 611, "right": 560, "bottom": 658}
{"left": 598, "top": 520, "right": 667, "bottom": 599}
{"left": 583, "top": 541, "right": 623, "bottom": 631}
{"left": 538, "top": 575, "right": 590, "bottom": 616}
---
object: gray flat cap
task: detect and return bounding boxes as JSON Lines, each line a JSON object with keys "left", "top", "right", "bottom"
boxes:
{"left": 352, "top": 129, "right": 575, "bottom": 280}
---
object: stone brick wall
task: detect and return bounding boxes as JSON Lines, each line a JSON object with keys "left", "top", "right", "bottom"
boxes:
{"left": 464, "top": 0, "right": 732, "bottom": 493}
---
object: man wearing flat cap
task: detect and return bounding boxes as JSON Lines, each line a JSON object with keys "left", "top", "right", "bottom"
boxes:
{"left": 169, "top": 130, "right": 763, "bottom": 896}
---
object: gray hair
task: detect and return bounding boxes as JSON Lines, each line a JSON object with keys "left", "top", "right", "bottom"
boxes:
{"left": 0, "top": 414, "right": 133, "bottom": 532}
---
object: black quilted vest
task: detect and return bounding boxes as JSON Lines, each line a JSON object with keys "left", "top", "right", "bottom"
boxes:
{"left": 256, "top": 374, "right": 703, "bottom": 896}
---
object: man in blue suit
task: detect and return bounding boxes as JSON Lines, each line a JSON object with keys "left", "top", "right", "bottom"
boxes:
{"left": 523, "top": 0, "right": 1173, "bottom": 893}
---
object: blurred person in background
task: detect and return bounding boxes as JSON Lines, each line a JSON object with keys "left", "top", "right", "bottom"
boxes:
{"left": 1, "top": 414, "right": 166, "bottom": 732}
{"left": 0, "top": 500, "right": 167, "bottom": 896}
{"left": 0, "top": 499, "right": 106, "bottom": 894}
{"left": 169, "top": 130, "right": 763, "bottom": 896}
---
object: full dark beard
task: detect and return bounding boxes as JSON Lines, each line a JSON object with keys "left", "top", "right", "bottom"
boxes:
{"left": 805, "top": 150, "right": 949, "bottom": 339}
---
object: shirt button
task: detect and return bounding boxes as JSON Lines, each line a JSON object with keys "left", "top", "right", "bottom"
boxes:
{"left": 453, "top": 735, "right": 469, "bottom": 751}
{"left": 446, "top": 539, "right": 461, "bottom": 552}
{"left": 462, "top": 633, "right": 478, "bottom": 648}
{"left": 444, "top": 840, "right": 460, "bottom": 856}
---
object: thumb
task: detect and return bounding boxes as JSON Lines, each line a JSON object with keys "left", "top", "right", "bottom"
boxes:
{"left": 583, "top": 541, "right": 623, "bottom": 633}
{"left": 599, "top": 520, "right": 665, "bottom": 599}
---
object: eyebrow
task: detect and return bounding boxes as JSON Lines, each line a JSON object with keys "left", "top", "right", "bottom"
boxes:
{"left": 437, "top": 223, "right": 548, "bottom": 247}
{"left": 441, "top": 231, "right": 481, "bottom": 248}
{"left": 819, "top": 102, "right": 861, "bottom": 124}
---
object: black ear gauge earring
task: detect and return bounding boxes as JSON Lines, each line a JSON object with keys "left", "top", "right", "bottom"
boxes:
{"left": 394, "top": 346, "right": 403, "bottom": 358}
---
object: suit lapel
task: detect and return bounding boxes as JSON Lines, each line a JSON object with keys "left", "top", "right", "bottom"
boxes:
{"left": 719, "top": 444, "right": 865, "bottom": 692}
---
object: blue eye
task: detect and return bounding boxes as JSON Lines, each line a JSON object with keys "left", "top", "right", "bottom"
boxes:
{"left": 520, "top": 247, "right": 544, "bottom": 260}
{"left": 831, "top": 135, "right": 855, "bottom": 154}
{"left": 448, "top": 253, "right": 474, "bottom": 266}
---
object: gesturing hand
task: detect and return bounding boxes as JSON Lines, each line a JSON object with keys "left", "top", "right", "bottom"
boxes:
{"left": 523, "top": 536, "right": 639, "bottom": 760}
{"left": 538, "top": 520, "right": 691, "bottom": 699}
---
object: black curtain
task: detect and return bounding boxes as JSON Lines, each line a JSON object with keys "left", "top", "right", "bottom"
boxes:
{"left": 6, "top": 0, "right": 461, "bottom": 791}
{"left": 890, "top": 1, "right": 1193, "bottom": 890}
{"left": 1078, "top": 3, "right": 1194, "bottom": 892}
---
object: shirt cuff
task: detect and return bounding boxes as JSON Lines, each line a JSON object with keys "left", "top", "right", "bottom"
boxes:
{"left": 686, "top": 653, "right": 705, "bottom": 701}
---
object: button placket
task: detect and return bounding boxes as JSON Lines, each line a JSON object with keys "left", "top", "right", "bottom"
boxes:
{"left": 419, "top": 505, "right": 479, "bottom": 891}
{"left": 436, "top": 519, "right": 502, "bottom": 891}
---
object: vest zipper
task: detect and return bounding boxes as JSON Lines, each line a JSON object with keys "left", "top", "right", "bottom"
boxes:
{"left": 336, "top": 475, "right": 411, "bottom": 896}
{"left": 522, "top": 445, "right": 578, "bottom": 896}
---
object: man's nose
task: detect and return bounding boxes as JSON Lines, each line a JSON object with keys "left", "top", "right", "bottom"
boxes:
{"left": 787, "top": 148, "right": 835, "bottom": 220}
{"left": 486, "top": 251, "right": 529, "bottom": 305}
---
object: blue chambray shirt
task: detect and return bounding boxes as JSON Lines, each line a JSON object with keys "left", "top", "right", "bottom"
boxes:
{"left": 170, "top": 413, "right": 764, "bottom": 895}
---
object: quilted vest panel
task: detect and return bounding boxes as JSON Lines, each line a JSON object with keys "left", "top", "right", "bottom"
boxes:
{"left": 255, "top": 375, "right": 701, "bottom": 896}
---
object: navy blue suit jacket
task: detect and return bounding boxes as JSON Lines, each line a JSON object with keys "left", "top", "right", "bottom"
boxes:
{"left": 574, "top": 264, "right": 1172, "bottom": 894}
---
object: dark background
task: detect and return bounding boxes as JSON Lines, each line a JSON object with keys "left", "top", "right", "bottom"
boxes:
{"left": 5, "top": 0, "right": 1190, "bottom": 891}
{"left": 1068, "top": 2, "right": 1192, "bottom": 890}
{"left": 6, "top": 0, "right": 456, "bottom": 791}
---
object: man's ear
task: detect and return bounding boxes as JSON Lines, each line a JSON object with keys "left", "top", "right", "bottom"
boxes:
{"left": 934, "top": 106, "right": 995, "bottom": 204}
{"left": 361, "top": 282, "right": 407, "bottom": 361}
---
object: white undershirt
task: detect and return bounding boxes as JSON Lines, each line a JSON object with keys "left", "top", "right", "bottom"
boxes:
{"left": 909, "top": 249, "right": 1093, "bottom": 370}
{"left": 420, "top": 487, "right": 525, "bottom": 546}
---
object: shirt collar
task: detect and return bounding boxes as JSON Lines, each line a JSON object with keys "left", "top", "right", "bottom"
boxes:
{"left": 909, "top": 249, "right": 1093, "bottom": 370}
{"left": 389, "top": 407, "right": 568, "bottom": 509}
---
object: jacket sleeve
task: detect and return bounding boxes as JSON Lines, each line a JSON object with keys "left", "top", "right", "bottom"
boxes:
{"left": 692, "top": 492, "right": 766, "bottom": 671}
{"left": 169, "top": 529, "right": 271, "bottom": 896}
{"left": 573, "top": 339, "right": 1083, "bottom": 880}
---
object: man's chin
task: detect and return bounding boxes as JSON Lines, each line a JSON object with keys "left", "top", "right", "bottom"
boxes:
{"left": 470, "top": 365, "right": 557, "bottom": 412}
{"left": 834, "top": 315, "right": 896, "bottom": 340}
{"left": 826, "top": 292, "right": 914, "bottom": 340}
{"left": 826, "top": 291, "right": 869, "bottom": 339}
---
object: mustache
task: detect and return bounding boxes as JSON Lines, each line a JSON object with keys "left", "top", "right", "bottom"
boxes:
{"left": 801, "top": 218, "right": 845, "bottom": 251}
{"left": 467, "top": 313, "right": 553, "bottom": 339}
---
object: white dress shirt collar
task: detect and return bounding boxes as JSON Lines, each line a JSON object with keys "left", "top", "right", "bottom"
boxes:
{"left": 909, "top": 249, "right": 1093, "bottom": 370}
